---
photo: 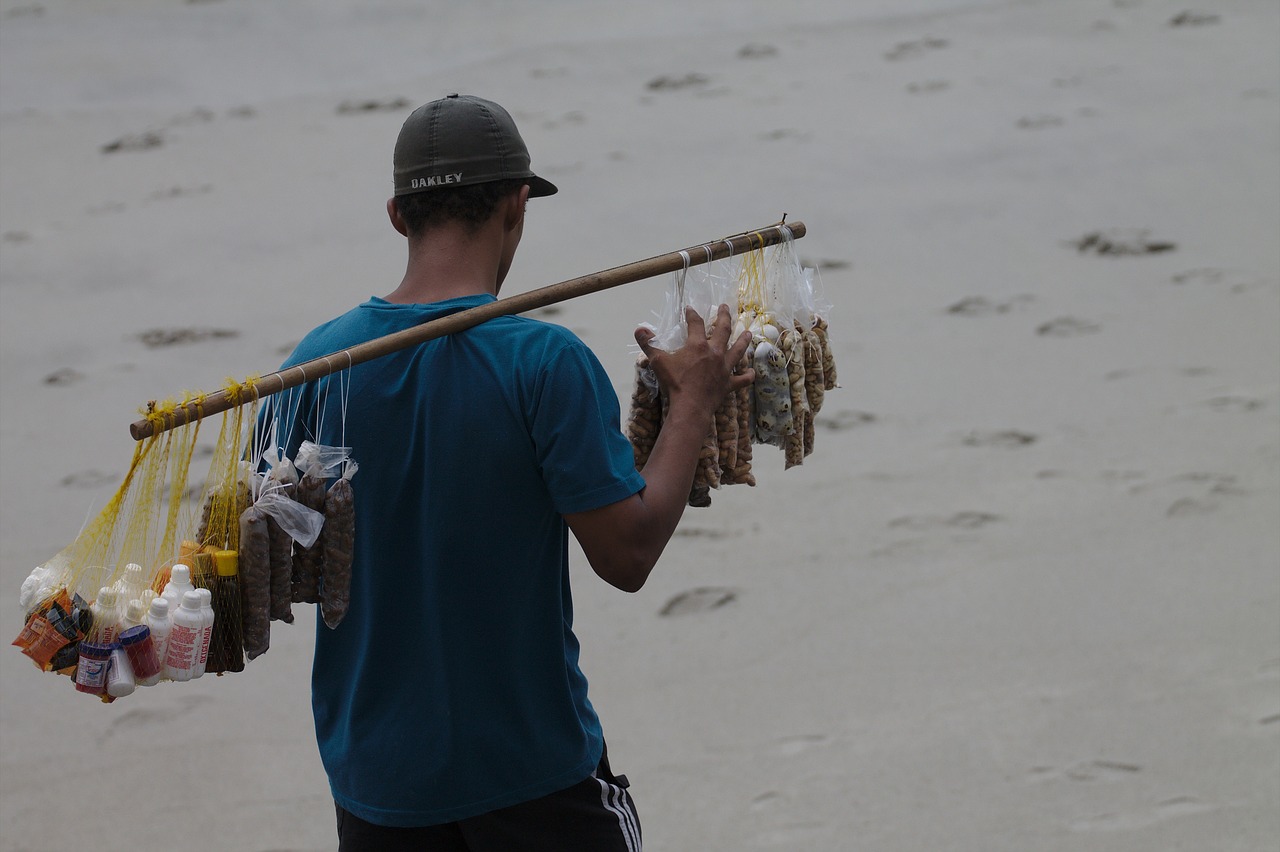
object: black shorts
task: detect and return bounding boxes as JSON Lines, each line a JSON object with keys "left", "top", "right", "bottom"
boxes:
{"left": 335, "top": 746, "right": 642, "bottom": 852}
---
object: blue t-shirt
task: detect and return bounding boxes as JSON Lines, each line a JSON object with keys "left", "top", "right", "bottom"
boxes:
{"left": 278, "top": 294, "right": 645, "bottom": 827}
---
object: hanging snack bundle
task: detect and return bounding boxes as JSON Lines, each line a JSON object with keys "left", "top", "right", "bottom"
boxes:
{"left": 13, "top": 371, "right": 357, "bottom": 702}
{"left": 624, "top": 226, "right": 838, "bottom": 506}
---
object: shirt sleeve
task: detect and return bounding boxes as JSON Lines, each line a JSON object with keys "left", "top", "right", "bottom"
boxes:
{"left": 529, "top": 341, "right": 646, "bottom": 515}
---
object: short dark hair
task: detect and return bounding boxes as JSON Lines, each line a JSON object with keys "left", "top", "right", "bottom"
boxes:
{"left": 394, "top": 179, "right": 526, "bottom": 236}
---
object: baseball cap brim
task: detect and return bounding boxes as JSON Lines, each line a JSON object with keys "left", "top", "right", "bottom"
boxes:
{"left": 526, "top": 175, "right": 558, "bottom": 198}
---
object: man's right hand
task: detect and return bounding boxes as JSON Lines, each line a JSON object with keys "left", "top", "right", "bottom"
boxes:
{"left": 565, "top": 304, "right": 754, "bottom": 593}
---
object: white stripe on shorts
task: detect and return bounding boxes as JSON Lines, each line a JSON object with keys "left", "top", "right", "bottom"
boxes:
{"left": 595, "top": 775, "right": 641, "bottom": 852}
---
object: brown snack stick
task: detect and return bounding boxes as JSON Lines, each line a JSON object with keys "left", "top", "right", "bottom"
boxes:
{"left": 238, "top": 507, "right": 272, "bottom": 660}
{"left": 320, "top": 476, "right": 355, "bottom": 630}
{"left": 715, "top": 389, "right": 739, "bottom": 483}
{"left": 733, "top": 356, "right": 756, "bottom": 486}
{"left": 625, "top": 355, "right": 661, "bottom": 471}
{"left": 803, "top": 328, "right": 825, "bottom": 415}
{"left": 267, "top": 515, "right": 294, "bottom": 624}
{"left": 814, "top": 317, "right": 838, "bottom": 390}
{"left": 803, "top": 402, "right": 816, "bottom": 457}
{"left": 292, "top": 473, "right": 326, "bottom": 604}
{"left": 783, "top": 329, "right": 809, "bottom": 469}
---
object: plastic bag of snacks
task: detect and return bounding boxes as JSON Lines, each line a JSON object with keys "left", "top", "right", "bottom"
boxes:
{"left": 625, "top": 226, "right": 838, "bottom": 506}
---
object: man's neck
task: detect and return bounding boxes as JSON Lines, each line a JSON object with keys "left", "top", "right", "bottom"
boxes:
{"left": 383, "top": 219, "right": 505, "bottom": 304}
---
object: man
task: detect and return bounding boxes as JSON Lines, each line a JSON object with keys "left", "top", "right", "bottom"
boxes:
{"left": 280, "top": 94, "right": 752, "bottom": 851}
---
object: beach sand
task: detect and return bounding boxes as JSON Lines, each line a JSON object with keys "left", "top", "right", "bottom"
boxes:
{"left": 2, "top": 1, "right": 1277, "bottom": 849}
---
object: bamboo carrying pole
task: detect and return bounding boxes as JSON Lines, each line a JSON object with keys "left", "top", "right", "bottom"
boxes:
{"left": 129, "top": 220, "right": 807, "bottom": 440}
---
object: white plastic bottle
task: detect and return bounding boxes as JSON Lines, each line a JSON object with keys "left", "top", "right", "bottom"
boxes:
{"left": 145, "top": 597, "right": 173, "bottom": 681}
{"left": 114, "top": 562, "right": 147, "bottom": 602}
{"left": 121, "top": 599, "right": 147, "bottom": 632}
{"left": 192, "top": 588, "right": 215, "bottom": 678}
{"left": 163, "top": 591, "right": 204, "bottom": 682}
{"left": 106, "top": 644, "right": 136, "bottom": 698}
{"left": 90, "top": 588, "right": 124, "bottom": 644}
{"left": 161, "top": 564, "right": 195, "bottom": 614}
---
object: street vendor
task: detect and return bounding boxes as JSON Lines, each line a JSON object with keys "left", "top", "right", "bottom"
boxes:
{"left": 278, "top": 94, "right": 752, "bottom": 851}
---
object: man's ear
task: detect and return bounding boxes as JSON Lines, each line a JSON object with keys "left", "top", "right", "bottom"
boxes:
{"left": 387, "top": 197, "right": 409, "bottom": 237}
{"left": 503, "top": 184, "right": 531, "bottom": 231}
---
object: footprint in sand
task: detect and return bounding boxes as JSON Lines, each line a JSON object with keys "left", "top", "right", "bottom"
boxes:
{"left": 658, "top": 587, "right": 737, "bottom": 617}
{"left": 1071, "top": 229, "right": 1176, "bottom": 256}
{"left": 961, "top": 430, "right": 1037, "bottom": 448}
{"left": 884, "top": 37, "right": 949, "bottom": 62}
{"left": 646, "top": 73, "right": 710, "bottom": 92}
{"left": 101, "top": 131, "right": 164, "bottom": 154}
{"left": 1169, "top": 11, "right": 1220, "bottom": 27}
{"left": 135, "top": 327, "right": 239, "bottom": 348}
{"left": 888, "top": 511, "right": 1002, "bottom": 531}
{"left": 336, "top": 97, "right": 412, "bottom": 115}
{"left": 1127, "top": 472, "right": 1245, "bottom": 517}
{"left": 1171, "top": 267, "right": 1264, "bottom": 293}
{"left": 907, "top": 80, "right": 950, "bottom": 94}
{"left": 148, "top": 185, "right": 212, "bottom": 201}
{"left": 800, "top": 257, "right": 850, "bottom": 271}
{"left": 1016, "top": 115, "right": 1064, "bottom": 130}
{"left": 820, "top": 410, "right": 876, "bottom": 432}
{"left": 1026, "top": 759, "right": 1141, "bottom": 784}
{"left": 738, "top": 44, "right": 778, "bottom": 59}
{"left": 1203, "top": 394, "right": 1268, "bottom": 413}
{"left": 60, "top": 469, "right": 119, "bottom": 488}
{"left": 43, "top": 368, "right": 84, "bottom": 386}
{"left": 1070, "top": 796, "right": 1218, "bottom": 832}
{"left": 1036, "top": 316, "right": 1101, "bottom": 337}
{"left": 946, "top": 295, "right": 1034, "bottom": 315}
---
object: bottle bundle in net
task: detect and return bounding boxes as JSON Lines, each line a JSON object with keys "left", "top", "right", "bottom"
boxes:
{"left": 626, "top": 225, "right": 838, "bottom": 506}
{"left": 13, "top": 378, "right": 358, "bottom": 703}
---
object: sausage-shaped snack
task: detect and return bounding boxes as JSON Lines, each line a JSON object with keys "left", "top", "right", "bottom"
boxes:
{"left": 291, "top": 473, "right": 326, "bottom": 604}
{"left": 732, "top": 357, "right": 756, "bottom": 487}
{"left": 781, "top": 329, "right": 808, "bottom": 469}
{"left": 715, "top": 381, "right": 740, "bottom": 483}
{"left": 267, "top": 511, "right": 294, "bottom": 624}
{"left": 238, "top": 506, "right": 272, "bottom": 660}
{"left": 625, "top": 356, "right": 662, "bottom": 472}
{"left": 814, "top": 316, "right": 838, "bottom": 390}
{"left": 319, "top": 476, "right": 355, "bottom": 630}
{"left": 803, "top": 326, "right": 826, "bottom": 417}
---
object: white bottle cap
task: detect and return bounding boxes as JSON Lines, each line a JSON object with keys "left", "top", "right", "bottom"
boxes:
{"left": 181, "top": 590, "right": 202, "bottom": 610}
{"left": 148, "top": 597, "right": 170, "bottom": 618}
{"left": 171, "top": 564, "right": 191, "bottom": 584}
{"left": 197, "top": 588, "right": 212, "bottom": 605}
{"left": 97, "top": 588, "right": 119, "bottom": 608}
{"left": 125, "top": 599, "right": 147, "bottom": 621}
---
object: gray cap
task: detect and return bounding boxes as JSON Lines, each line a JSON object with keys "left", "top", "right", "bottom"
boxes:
{"left": 393, "top": 94, "right": 558, "bottom": 198}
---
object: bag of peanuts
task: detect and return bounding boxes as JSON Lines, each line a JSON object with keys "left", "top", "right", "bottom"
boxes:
{"left": 624, "top": 226, "right": 839, "bottom": 506}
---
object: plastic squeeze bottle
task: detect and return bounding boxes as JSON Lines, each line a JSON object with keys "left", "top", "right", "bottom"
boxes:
{"left": 145, "top": 597, "right": 173, "bottom": 677}
{"left": 163, "top": 591, "right": 204, "bottom": 682}
{"left": 121, "top": 599, "right": 147, "bottom": 631}
{"left": 192, "top": 588, "right": 215, "bottom": 678}
{"left": 162, "top": 564, "right": 195, "bottom": 614}
{"left": 115, "top": 562, "right": 147, "bottom": 602}
{"left": 90, "top": 588, "right": 124, "bottom": 645}
{"left": 106, "top": 644, "right": 136, "bottom": 698}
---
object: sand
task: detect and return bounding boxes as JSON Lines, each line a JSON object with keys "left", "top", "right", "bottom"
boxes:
{"left": 2, "top": 0, "right": 1277, "bottom": 849}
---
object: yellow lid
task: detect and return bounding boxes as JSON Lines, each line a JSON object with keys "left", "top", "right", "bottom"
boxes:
{"left": 214, "top": 550, "right": 239, "bottom": 577}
